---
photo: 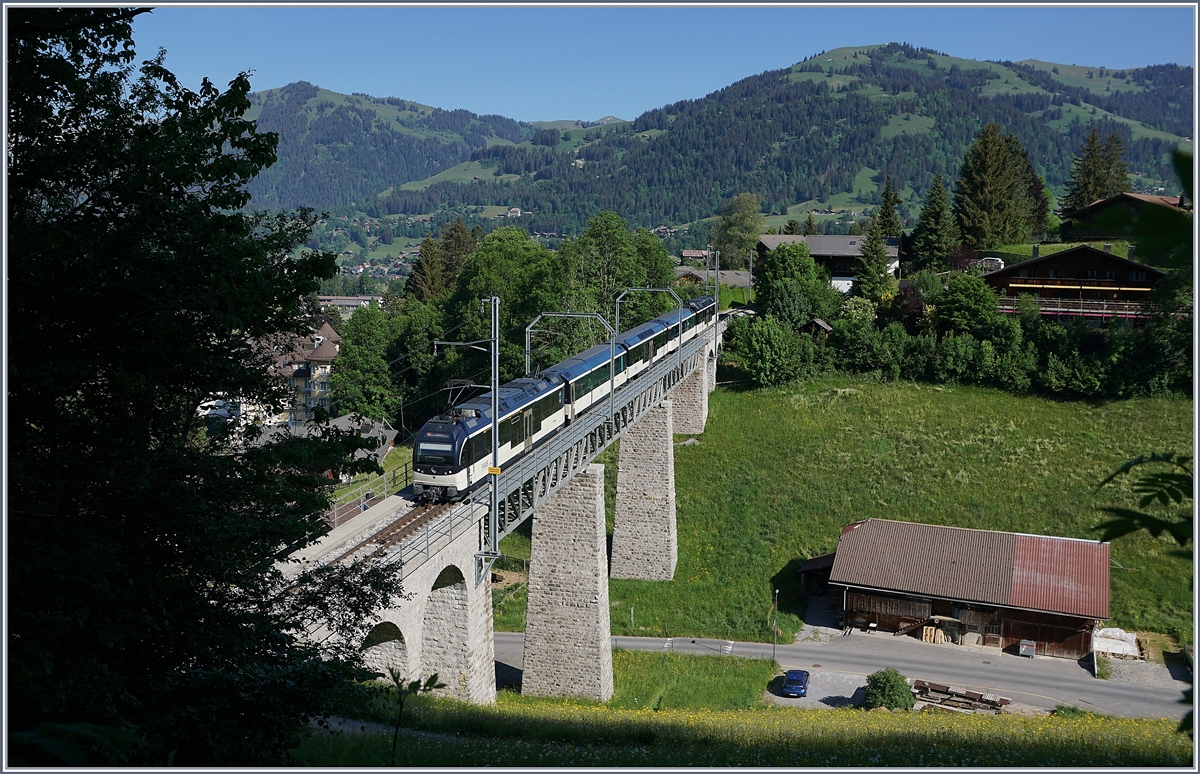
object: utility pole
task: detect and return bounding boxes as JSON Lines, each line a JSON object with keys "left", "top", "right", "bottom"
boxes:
{"left": 772, "top": 588, "right": 779, "bottom": 661}
{"left": 488, "top": 296, "right": 499, "bottom": 565}
{"left": 432, "top": 296, "right": 501, "bottom": 583}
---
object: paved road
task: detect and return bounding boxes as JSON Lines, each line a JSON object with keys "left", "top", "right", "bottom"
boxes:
{"left": 493, "top": 631, "right": 1190, "bottom": 719}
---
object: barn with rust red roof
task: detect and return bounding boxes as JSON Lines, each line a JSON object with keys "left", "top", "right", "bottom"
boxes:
{"left": 824, "top": 518, "right": 1110, "bottom": 659}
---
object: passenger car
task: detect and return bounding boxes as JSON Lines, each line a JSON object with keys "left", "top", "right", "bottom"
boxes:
{"left": 781, "top": 669, "right": 809, "bottom": 698}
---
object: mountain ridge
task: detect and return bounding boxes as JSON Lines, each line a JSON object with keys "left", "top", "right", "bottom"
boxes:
{"left": 244, "top": 43, "right": 1191, "bottom": 238}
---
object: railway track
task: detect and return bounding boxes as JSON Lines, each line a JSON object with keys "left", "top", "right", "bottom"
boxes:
{"left": 326, "top": 501, "right": 452, "bottom": 567}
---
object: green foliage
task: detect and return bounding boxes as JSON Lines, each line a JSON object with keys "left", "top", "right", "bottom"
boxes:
{"left": 953, "top": 123, "right": 1040, "bottom": 249}
{"left": 1062, "top": 126, "right": 1131, "bottom": 214}
{"left": 712, "top": 193, "right": 765, "bottom": 269}
{"left": 383, "top": 670, "right": 446, "bottom": 767}
{"left": 483, "top": 378, "right": 1194, "bottom": 644}
{"left": 9, "top": 9, "right": 404, "bottom": 765}
{"left": 331, "top": 303, "right": 399, "bottom": 420}
{"left": 877, "top": 175, "right": 904, "bottom": 236}
{"left": 744, "top": 316, "right": 806, "bottom": 388}
{"left": 863, "top": 668, "right": 915, "bottom": 710}
{"left": 935, "top": 272, "right": 1004, "bottom": 339}
{"left": 784, "top": 218, "right": 801, "bottom": 235}
{"left": 296, "top": 683, "right": 1191, "bottom": 767}
{"left": 909, "top": 173, "right": 960, "bottom": 272}
{"left": 755, "top": 241, "right": 842, "bottom": 330}
{"left": 1095, "top": 453, "right": 1193, "bottom": 551}
{"left": 804, "top": 213, "right": 819, "bottom": 235}
{"left": 852, "top": 218, "right": 898, "bottom": 303}
{"left": 406, "top": 237, "right": 448, "bottom": 302}
{"left": 281, "top": 49, "right": 1187, "bottom": 238}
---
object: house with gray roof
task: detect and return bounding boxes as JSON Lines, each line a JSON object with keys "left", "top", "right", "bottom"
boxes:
{"left": 757, "top": 234, "right": 901, "bottom": 293}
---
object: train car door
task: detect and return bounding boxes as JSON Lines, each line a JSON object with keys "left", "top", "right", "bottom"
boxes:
{"left": 523, "top": 409, "right": 533, "bottom": 452}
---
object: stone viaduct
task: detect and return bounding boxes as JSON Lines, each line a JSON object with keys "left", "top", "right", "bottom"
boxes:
{"left": 287, "top": 323, "right": 723, "bottom": 705}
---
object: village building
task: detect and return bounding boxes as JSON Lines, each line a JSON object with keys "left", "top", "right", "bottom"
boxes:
{"left": 1060, "top": 191, "right": 1189, "bottom": 240}
{"left": 266, "top": 322, "right": 342, "bottom": 427}
{"left": 756, "top": 234, "right": 901, "bottom": 292}
{"left": 982, "top": 244, "right": 1164, "bottom": 321}
{"left": 809, "top": 518, "right": 1110, "bottom": 660}
{"left": 319, "top": 295, "right": 385, "bottom": 318}
{"left": 673, "top": 266, "right": 752, "bottom": 290}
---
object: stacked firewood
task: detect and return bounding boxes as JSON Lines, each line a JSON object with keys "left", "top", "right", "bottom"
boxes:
{"left": 911, "top": 680, "right": 1011, "bottom": 714}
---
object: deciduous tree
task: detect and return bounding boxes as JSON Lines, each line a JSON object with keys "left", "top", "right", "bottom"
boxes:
{"left": 711, "top": 192, "right": 765, "bottom": 269}
{"left": 9, "top": 8, "right": 403, "bottom": 765}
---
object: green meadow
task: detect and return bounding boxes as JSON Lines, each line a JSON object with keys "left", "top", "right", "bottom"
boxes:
{"left": 497, "top": 376, "right": 1192, "bottom": 642}
{"left": 293, "top": 652, "right": 1190, "bottom": 767}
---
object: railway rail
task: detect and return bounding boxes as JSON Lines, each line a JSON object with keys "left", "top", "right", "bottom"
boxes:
{"left": 325, "top": 501, "right": 451, "bottom": 566}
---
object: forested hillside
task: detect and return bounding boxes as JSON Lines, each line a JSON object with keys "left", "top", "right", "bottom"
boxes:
{"left": 246, "top": 44, "right": 1191, "bottom": 235}
{"left": 243, "top": 82, "right": 535, "bottom": 209}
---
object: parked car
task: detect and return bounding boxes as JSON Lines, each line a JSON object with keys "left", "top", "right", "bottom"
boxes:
{"left": 781, "top": 669, "right": 810, "bottom": 698}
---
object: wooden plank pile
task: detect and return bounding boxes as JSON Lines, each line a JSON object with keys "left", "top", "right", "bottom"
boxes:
{"left": 911, "top": 680, "right": 1011, "bottom": 714}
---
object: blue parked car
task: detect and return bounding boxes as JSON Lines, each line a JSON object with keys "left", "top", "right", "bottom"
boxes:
{"left": 782, "top": 669, "right": 810, "bottom": 698}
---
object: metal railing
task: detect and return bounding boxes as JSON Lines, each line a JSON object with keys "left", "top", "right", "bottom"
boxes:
{"left": 331, "top": 315, "right": 726, "bottom": 583}
{"left": 379, "top": 492, "right": 486, "bottom": 582}
{"left": 325, "top": 460, "right": 413, "bottom": 528}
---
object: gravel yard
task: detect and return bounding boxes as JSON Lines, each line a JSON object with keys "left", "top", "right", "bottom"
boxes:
{"left": 764, "top": 670, "right": 866, "bottom": 709}
{"left": 1104, "top": 657, "right": 1192, "bottom": 689}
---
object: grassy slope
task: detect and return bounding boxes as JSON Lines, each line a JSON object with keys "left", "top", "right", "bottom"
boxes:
{"left": 497, "top": 376, "right": 1192, "bottom": 641}
{"left": 294, "top": 650, "right": 1191, "bottom": 767}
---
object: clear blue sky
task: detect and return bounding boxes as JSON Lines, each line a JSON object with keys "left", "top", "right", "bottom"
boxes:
{"left": 132, "top": 5, "right": 1196, "bottom": 123}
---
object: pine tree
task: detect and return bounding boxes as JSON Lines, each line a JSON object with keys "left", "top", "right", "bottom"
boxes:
{"left": 784, "top": 218, "right": 801, "bottom": 235}
{"left": 878, "top": 174, "right": 904, "bottom": 236}
{"left": 406, "top": 237, "right": 447, "bottom": 302}
{"left": 438, "top": 216, "right": 476, "bottom": 279}
{"left": 804, "top": 213, "right": 819, "bottom": 235}
{"left": 953, "top": 123, "right": 1037, "bottom": 249}
{"left": 1061, "top": 127, "right": 1128, "bottom": 214}
{"left": 1103, "top": 132, "right": 1131, "bottom": 199}
{"left": 909, "top": 173, "right": 960, "bottom": 273}
{"left": 853, "top": 217, "right": 898, "bottom": 303}
{"left": 1007, "top": 134, "right": 1050, "bottom": 239}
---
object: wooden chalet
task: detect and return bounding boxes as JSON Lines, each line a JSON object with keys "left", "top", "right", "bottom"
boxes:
{"left": 1061, "top": 192, "right": 1189, "bottom": 240}
{"left": 982, "top": 244, "right": 1164, "bottom": 321}
{"left": 826, "top": 518, "right": 1110, "bottom": 660}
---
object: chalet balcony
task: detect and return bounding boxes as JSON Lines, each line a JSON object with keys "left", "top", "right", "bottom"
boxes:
{"left": 1002, "top": 278, "right": 1152, "bottom": 292}
{"left": 998, "top": 296, "right": 1149, "bottom": 319}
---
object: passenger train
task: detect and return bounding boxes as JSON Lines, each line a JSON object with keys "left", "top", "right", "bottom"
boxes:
{"left": 412, "top": 295, "right": 717, "bottom": 502}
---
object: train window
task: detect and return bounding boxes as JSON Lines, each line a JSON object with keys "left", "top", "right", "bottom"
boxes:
{"left": 471, "top": 428, "right": 493, "bottom": 465}
{"left": 509, "top": 415, "right": 523, "bottom": 444}
{"left": 417, "top": 442, "right": 454, "bottom": 466}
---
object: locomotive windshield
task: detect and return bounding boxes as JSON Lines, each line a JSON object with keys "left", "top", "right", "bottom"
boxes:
{"left": 416, "top": 442, "right": 455, "bottom": 466}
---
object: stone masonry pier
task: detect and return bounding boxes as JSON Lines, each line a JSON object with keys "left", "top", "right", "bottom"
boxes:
{"left": 611, "top": 400, "right": 677, "bottom": 580}
{"left": 522, "top": 464, "right": 614, "bottom": 701}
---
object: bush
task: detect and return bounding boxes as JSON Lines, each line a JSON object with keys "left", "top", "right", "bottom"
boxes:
{"left": 863, "top": 668, "right": 915, "bottom": 710}
{"left": 745, "top": 316, "right": 803, "bottom": 387}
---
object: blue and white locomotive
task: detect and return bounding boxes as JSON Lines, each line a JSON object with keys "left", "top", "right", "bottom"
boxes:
{"left": 412, "top": 296, "right": 717, "bottom": 502}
